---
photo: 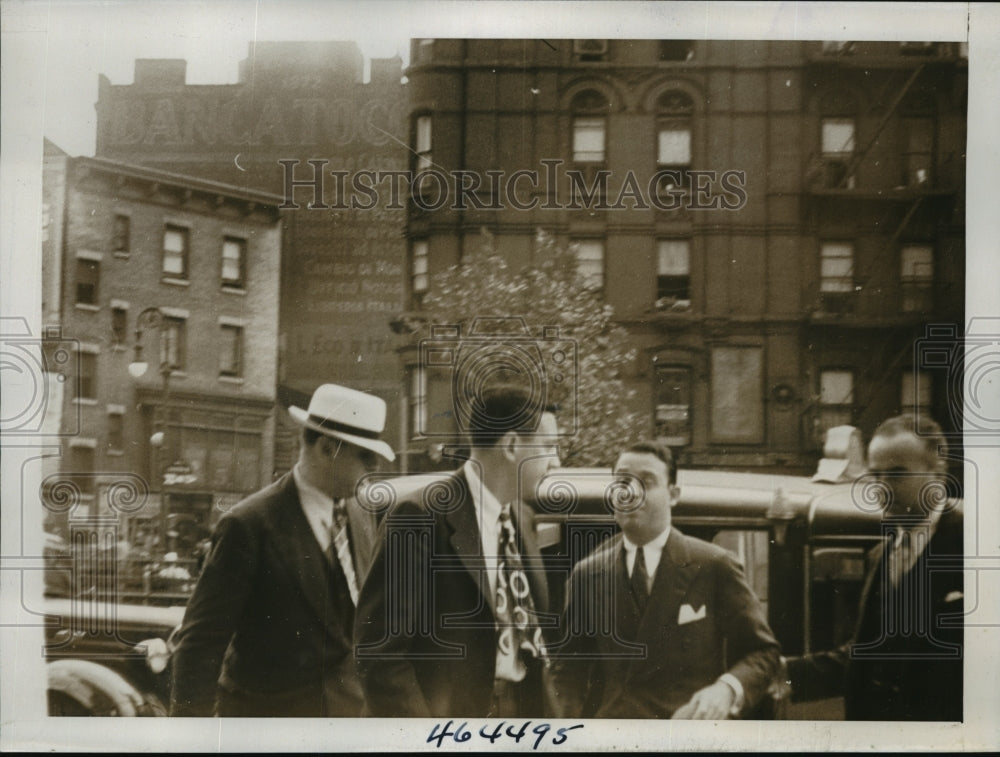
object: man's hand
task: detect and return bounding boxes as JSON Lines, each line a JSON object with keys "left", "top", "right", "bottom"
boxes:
{"left": 671, "top": 680, "right": 736, "bottom": 720}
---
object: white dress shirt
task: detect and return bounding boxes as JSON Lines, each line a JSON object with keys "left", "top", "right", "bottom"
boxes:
{"left": 622, "top": 527, "right": 670, "bottom": 592}
{"left": 293, "top": 463, "right": 335, "bottom": 553}
{"left": 463, "top": 460, "right": 503, "bottom": 597}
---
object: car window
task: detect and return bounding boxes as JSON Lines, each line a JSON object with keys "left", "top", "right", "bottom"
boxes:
{"left": 806, "top": 538, "right": 881, "bottom": 653}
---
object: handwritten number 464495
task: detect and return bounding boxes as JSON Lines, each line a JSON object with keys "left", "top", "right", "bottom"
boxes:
{"left": 426, "top": 720, "right": 584, "bottom": 750}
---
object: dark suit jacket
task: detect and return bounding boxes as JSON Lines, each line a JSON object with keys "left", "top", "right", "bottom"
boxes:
{"left": 787, "top": 507, "right": 963, "bottom": 720}
{"left": 550, "top": 528, "right": 781, "bottom": 719}
{"left": 169, "top": 471, "right": 378, "bottom": 717}
{"left": 354, "top": 469, "right": 554, "bottom": 717}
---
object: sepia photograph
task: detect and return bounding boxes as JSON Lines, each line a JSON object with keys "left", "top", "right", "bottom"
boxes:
{"left": 2, "top": 1, "right": 998, "bottom": 751}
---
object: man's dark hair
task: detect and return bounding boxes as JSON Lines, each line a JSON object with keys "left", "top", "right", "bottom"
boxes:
{"left": 465, "top": 382, "right": 554, "bottom": 447}
{"left": 620, "top": 440, "right": 678, "bottom": 485}
{"left": 871, "top": 412, "right": 947, "bottom": 463}
{"left": 302, "top": 426, "right": 325, "bottom": 448}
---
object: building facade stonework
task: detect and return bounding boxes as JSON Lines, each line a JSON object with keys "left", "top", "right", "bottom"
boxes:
{"left": 401, "top": 39, "right": 966, "bottom": 473}
{"left": 42, "top": 139, "right": 283, "bottom": 555}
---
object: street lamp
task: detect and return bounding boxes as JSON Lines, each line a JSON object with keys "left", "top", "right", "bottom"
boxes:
{"left": 128, "top": 307, "right": 172, "bottom": 553}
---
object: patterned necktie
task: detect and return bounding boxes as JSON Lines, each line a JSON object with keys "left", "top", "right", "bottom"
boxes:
{"left": 328, "top": 499, "right": 359, "bottom": 605}
{"left": 495, "top": 503, "right": 546, "bottom": 681}
{"left": 630, "top": 546, "right": 650, "bottom": 614}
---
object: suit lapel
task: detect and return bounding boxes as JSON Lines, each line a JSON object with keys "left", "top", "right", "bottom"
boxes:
{"left": 270, "top": 473, "right": 340, "bottom": 631}
{"left": 346, "top": 496, "right": 377, "bottom": 584}
{"left": 445, "top": 471, "right": 495, "bottom": 613}
{"left": 512, "top": 502, "right": 549, "bottom": 614}
{"left": 639, "top": 528, "right": 698, "bottom": 643}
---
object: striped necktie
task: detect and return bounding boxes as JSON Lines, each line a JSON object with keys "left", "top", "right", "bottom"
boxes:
{"left": 328, "top": 499, "right": 359, "bottom": 605}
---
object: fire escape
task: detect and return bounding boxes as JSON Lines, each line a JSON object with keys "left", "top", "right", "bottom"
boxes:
{"left": 801, "top": 40, "right": 966, "bottom": 441}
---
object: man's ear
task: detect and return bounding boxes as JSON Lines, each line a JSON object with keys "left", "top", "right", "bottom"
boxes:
{"left": 499, "top": 430, "right": 520, "bottom": 462}
{"left": 668, "top": 484, "right": 681, "bottom": 507}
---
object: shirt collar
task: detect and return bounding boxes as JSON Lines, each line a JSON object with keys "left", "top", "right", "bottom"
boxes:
{"left": 293, "top": 463, "right": 335, "bottom": 525}
{"left": 463, "top": 459, "right": 503, "bottom": 526}
{"left": 622, "top": 526, "right": 671, "bottom": 553}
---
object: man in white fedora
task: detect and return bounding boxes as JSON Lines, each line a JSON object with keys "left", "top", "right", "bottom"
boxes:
{"left": 170, "top": 384, "right": 395, "bottom": 717}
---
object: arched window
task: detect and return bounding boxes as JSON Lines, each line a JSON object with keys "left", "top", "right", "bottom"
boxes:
{"left": 656, "top": 90, "right": 694, "bottom": 190}
{"left": 571, "top": 89, "right": 610, "bottom": 164}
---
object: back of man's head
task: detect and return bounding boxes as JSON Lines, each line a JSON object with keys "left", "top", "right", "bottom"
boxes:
{"left": 466, "top": 382, "right": 549, "bottom": 447}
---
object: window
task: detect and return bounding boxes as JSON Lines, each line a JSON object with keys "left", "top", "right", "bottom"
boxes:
{"left": 221, "top": 237, "right": 246, "bottom": 289}
{"left": 161, "top": 316, "right": 186, "bottom": 371}
{"left": 656, "top": 240, "right": 691, "bottom": 309}
{"left": 415, "top": 115, "right": 432, "bottom": 173}
{"left": 409, "top": 365, "right": 428, "bottom": 438}
{"left": 411, "top": 239, "right": 429, "bottom": 299}
{"left": 820, "top": 242, "right": 855, "bottom": 313}
{"left": 75, "top": 258, "right": 99, "bottom": 305}
{"left": 573, "top": 39, "right": 609, "bottom": 61}
{"left": 112, "top": 215, "right": 130, "bottom": 254}
{"left": 821, "top": 40, "right": 855, "bottom": 55}
{"left": 415, "top": 38, "right": 434, "bottom": 63}
{"left": 821, "top": 117, "right": 856, "bottom": 188}
{"left": 654, "top": 366, "right": 691, "bottom": 447}
{"left": 571, "top": 90, "right": 609, "bottom": 163}
{"left": 219, "top": 325, "right": 243, "bottom": 378}
{"left": 163, "top": 225, "right": 189, "bottom": 279}
{"left": 572, "top": 239, "right": 604, "bottom": 290}
{"left": 107, "top": 410, "right": 124, "bottom": 453}
{"left": 656, "top": 91, "right": 694, "bottom": 192}
{"left": 111, "top": 307, "right": 128, "bottom": 345}
{"left": 572, "top": 117, "right": 605, "bottom": 163}
{"left": 818, "top": 369, "right": 854, "bottom": 443}
{"left": 900, "top": 245, "right": 933, "bottom": 313}
{"left": 659, "top": 40, "right": 694, "bottom": 61}
{"left": 902, "top": 117, "right": 933, "bottom": 187}
{"left": 79, "top": 352, "right": 97, "bottom": 400}
{"left": 901, "top": 371, "right": 932, "bottom": 418}
{"left": 900, "top": 41, "right": 937, "bottom": 56}
{"left": 68, "top": 445, "right": 95, "bottom": 496}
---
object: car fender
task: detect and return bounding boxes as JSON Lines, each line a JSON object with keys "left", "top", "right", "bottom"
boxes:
{"left": 47, "top": 658, "right": 146, "bottom": 716}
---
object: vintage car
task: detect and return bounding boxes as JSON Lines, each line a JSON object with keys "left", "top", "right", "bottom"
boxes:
{"left": 44, "top": 597, "right": 184, "bottom": 715}
{"left": 45, "top": 450, "right": 957, "bottom": 719}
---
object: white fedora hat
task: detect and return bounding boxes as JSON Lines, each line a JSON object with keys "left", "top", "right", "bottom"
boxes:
{"left": 289, "top": 383, "right": 395, "bottom": 462}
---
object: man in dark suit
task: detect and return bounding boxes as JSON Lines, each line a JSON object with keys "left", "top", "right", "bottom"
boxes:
{"left": 786, "top": 413, "right": 963, "bottom": 720}
{"left": 169, "top": 384, "right": 395, "bottom": 717}
{"left": 355, "top": 383, "right": 561, "bottom": 718}
{"left": 550, "top": 441, "right": 781, "bottom": 719}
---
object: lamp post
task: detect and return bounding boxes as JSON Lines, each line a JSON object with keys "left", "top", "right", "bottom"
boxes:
{"left": 128, "top": 307, "right": 172, "bottom": 553}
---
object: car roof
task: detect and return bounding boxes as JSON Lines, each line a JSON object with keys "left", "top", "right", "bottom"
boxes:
{"left": 365, "top": 467, "right": 948, "bottom": 536}
{"left": 44, "top": 597, "right": 186, "bottom": 629}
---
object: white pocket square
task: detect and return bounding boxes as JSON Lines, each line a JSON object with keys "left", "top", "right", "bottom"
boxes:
{"left": 678, "top": 603, "right": 706, "bottom": 625}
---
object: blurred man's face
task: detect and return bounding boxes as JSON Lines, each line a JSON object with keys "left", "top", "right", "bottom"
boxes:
{"left": 514, "top": 412, "right": 561, "bottom": 503}
{"left": 867, "top": 430, "right": 945, "bottom": 518}
{"left": 331, "top": 440, "right": 379, "bottom": 500}
{"left": 612, "top": 451, "right": 678, "bottom": 546}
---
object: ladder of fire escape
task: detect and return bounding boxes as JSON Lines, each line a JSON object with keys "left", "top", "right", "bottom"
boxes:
{"left": 839, "top": 63, "right": 926, "bottom": 188}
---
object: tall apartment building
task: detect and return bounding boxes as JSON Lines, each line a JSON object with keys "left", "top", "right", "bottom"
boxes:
{"left": 41, "top": 139, "right": 283, "bottom": 550}
{"left": 93, "top": 42, "right": 408, "bottom": 467}
{"left": 401, "top": 39, "right": 967, "bottom": 473}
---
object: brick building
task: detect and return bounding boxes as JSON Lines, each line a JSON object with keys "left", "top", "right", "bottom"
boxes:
{"left": 401, "top": 39, "right": 967, "bottom": 473}
{"left": 93, "top": 42, "right": 408, "bottom": 468}
{"left": 41, "top": 139, "right": 283, "bottom": 552}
